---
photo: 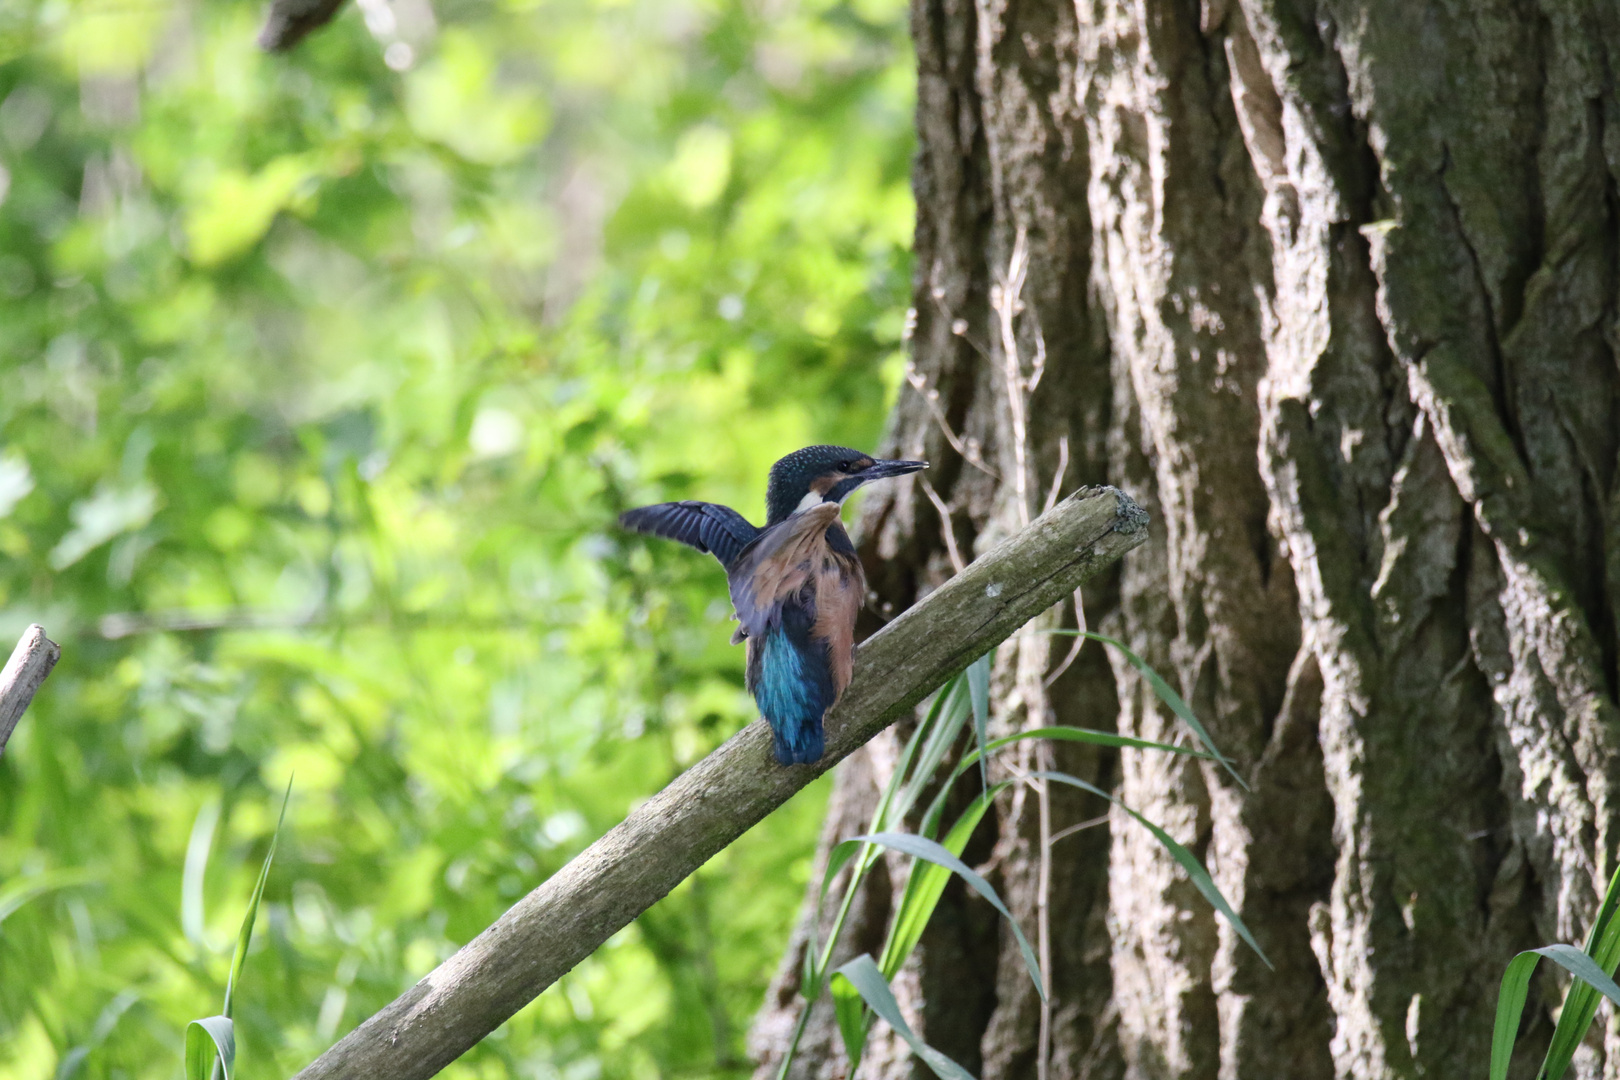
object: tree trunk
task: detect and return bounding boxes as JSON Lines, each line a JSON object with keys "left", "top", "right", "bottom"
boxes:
{"left": 750, "top": 0, "right": 1620, "bottom": 1077}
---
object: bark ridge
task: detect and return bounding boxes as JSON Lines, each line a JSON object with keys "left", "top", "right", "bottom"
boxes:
{"left": 752, "top": 0, "right": 1620, "bottom": 1077}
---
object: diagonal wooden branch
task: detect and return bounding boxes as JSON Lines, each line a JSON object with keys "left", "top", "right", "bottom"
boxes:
{"left": 290, "top": 486, "right": 1148, "bottom": 1080}
{"left": 0, "top": 624, "right": 60, "bottom": 756}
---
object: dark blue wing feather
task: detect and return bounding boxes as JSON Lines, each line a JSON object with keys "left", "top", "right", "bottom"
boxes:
{"left": 618, "top": 501, "right": 760, "bottom": 568}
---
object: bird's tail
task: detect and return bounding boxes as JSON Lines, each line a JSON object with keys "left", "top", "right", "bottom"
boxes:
{"left": 753, "top": 617, "right": 834, "bottom": 765}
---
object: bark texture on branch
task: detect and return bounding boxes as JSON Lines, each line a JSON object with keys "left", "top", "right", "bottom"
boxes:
{"left": 753, "top": 0, "right": 1620, "bottom": 1077}
{"left": 0, "top": 624, "right": 59, "bottom": 756}
{"left": 290, "top": 486, "right": 1147, "bottom": 1080}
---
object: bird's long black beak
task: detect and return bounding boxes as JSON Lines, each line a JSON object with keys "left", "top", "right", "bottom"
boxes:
{"left": 865, "top": 458, "right": 929, "bottom": 480}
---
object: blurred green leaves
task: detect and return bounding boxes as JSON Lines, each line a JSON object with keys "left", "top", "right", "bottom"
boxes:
{"left": 0, "top": 0, "right": 915, "bottom": 1075}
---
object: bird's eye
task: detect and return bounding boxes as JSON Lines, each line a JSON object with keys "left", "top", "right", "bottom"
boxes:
{"left": 837, "top": 460, "right": 855, "bottom": 471}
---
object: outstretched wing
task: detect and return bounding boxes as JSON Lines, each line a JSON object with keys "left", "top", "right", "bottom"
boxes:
{"left": 618, "top": 501, "right": 760, "bottom": 568}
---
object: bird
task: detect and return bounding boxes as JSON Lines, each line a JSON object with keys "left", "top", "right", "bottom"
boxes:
{"left": 619, "top": 445, "right": 927, "bottom": 765}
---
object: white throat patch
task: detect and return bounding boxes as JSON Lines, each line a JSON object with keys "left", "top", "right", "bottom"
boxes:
{"left": 794, "top": 490, "right": 829, "bottom": 514}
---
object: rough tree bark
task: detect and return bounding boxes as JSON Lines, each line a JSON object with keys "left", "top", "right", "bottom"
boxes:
{"left": 750, "top": 0, "right": 1620, "bottom": 1078}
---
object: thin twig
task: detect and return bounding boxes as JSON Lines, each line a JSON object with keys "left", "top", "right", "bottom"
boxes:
{"left": 1042, "top": 435, "right": 1069, "bottom": 517}
{"left": 993, "top": 227, "right": 1033, "bottom": 530}
{"left": 0, "top": 625, "right": 60, "bottom": 756}
{"left": 904, "top": 362, "right": 1001, "bottom": 482}
{"left": 1043, "top": 589, "right": 1088, "bottom": 689}
{"left": 927, "top": 287, "right": 996, "bottom": 364}
{"left": 1025, "top": 308, "right": 1049, "bottom": 396}
{"left": 918, "top": 474, "right": 967, "bottom": 575}
{"left": 1049, "top": 813, "right": 1110, "bottom": 845}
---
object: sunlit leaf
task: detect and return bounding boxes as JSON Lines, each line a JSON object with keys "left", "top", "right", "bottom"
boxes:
{"left": 224, "top": 778, "right": 292, "bottom": 1019}
{"left": 184, "top": 1016, "right": 234, "bottom": 1080}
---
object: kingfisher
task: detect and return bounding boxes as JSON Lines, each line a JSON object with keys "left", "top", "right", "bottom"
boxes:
{"left": 619, "top": 445, "right": 927, "bottom": 765}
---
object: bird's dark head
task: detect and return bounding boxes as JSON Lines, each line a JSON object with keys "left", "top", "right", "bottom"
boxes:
{"left": 764, "top": 445, "right": 928, "bottom": 525}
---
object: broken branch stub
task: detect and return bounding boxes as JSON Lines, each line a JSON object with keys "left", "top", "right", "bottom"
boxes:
{"left": 0, "top": 624, "right": 61, "bottom": 756}
{"left": 290, "top": 485, "right": 1148, "bottom": 1080}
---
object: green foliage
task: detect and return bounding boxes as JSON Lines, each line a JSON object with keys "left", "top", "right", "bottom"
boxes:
{"left": 783, "top": 643, "right": 1262, "bottom": 1080}
{"left": 183, "top": 780, "right": 290, "bottom": 1080}
{"left": 834, "top": 954, "right": 973, "bottom": 1080}
{"left": 184, "top": 781, "right": 287, "bottom": 1080}
{"left": 184, "top": 1017, "right": 236, "bottom": 1080}
{"left": 1490, "top": 866, "right": 1620, "bottom": 1080}
{"left": 1046, "top": 631, "right": 1244, "bottom": 788}
{"left": 965, "top": 650, "right": 989, "bottom": 790}
{"left": 0, "top": 0, "right": 914, "bottom": 1075}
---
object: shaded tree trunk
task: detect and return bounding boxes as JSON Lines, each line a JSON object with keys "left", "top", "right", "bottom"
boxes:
{"left": 751, "top": 0, "right": 1620, "bottom": 1077}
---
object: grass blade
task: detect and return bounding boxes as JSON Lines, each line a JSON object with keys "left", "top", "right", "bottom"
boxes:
{"left": 1489, "top": 951, "right": 1537, "bottom": 1080}
{"left": 1535, "top": 864, "right": 1620, "bottom": 1080}
{"left": 881, "top": 785, "right": 1010, "bottom": 979}
{"left": 834, "top": 954, "right": 977, "bottom": 1080}
{"left": 182, "top": 799, "right": 222, "bottom": 947}
{"left": 787, "top": 679, "right": 970, "bottom": 1080}
{"left": 185, "top": 1016, "right": 235, "bottom": 1080}
{"left": 890, "top": 675, "right": 973, "bottom": 829}
{"left": 803, "top": 838, "right": 866, "bottom": 993}
{"left": 963, "top": 726, "right": 1219, "bottom": 771}
{"left": 829, "top": 967, "right": 868, "bottom": 1069}
{"left": 919, "top": 726, "right": 1213, "bottom": 843}
{"left": 966, "top": 651, "right": 991, "bottom": 792}
{"left": 0, "top": 867, "right": 96, "bottom": 926}
{"left": 1028, "top": 771, "right": 1271, "bottom": 968}
{"left": 224, "top": 777, "right": 292, "bottom": 1018}
{"left": 1045, "top": 631, "right": 1244, "bottom": 789}
{"left": 871, "top": 681, "right": 943, "bottom": 832}
{"left": 843, "top": 831, "right": 1044, "bottom": 1000}
{"left": 1488, "top": 945, "right": 1620, "bottom": 1080}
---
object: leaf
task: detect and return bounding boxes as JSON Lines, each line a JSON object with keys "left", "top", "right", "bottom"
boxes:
{"left": 829, "top": 966, "right": 868, "bottom": 1069}
{"left": 890, "top": 674, "right": 973, "bottom": 830}
{"left": 838, "top": 780, "right": 1009, "bottom": 1074}
{"left": 964, "top": 725, "right": 1219, "bottom": 770}
{"left": 1533, "top": 864, "right": 1620, "bottom": 1080}
{"left": 922, "top": 725, "right": 1213, "bottom": 843}
{"left": 1045, "top": 631, "right": 1245, "bottom": 789}
{"left": 804, "top": 837, "right": 865, "bottom": 992}
{"left": 0, "top": 867, "right": 96, "bottom": 926}
{"left": 184, "top": 1016, "right": 234, "bottom": 1080}
{"left": 834, "top": 955, "right": 977, "bottom": 1080}
{"left": 185, "top": 156, "right": 321, "bottom": 267}
{"left": 182, "top": 798, "right": 222, "bottom": 947}
{"left": 1489, "top": 944, "right": 1620, "bottom": 1080}
{"left": 966, "top": 651, "right": 991, "bottom": 791}
{"left": 881, "top": 786, "right": 1008, "bottom": 979}
{"left": 841, "top": 831, "right": 1044, "bottom": 1000}
{"left": 807, "top": 673, "right": 972, "bottom": 992}
{"left": 223, "top": 777, "right": 292, "bottom": 1018}
{"left": 1028, "top": 771, "right": 1271, "bottom": 969}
